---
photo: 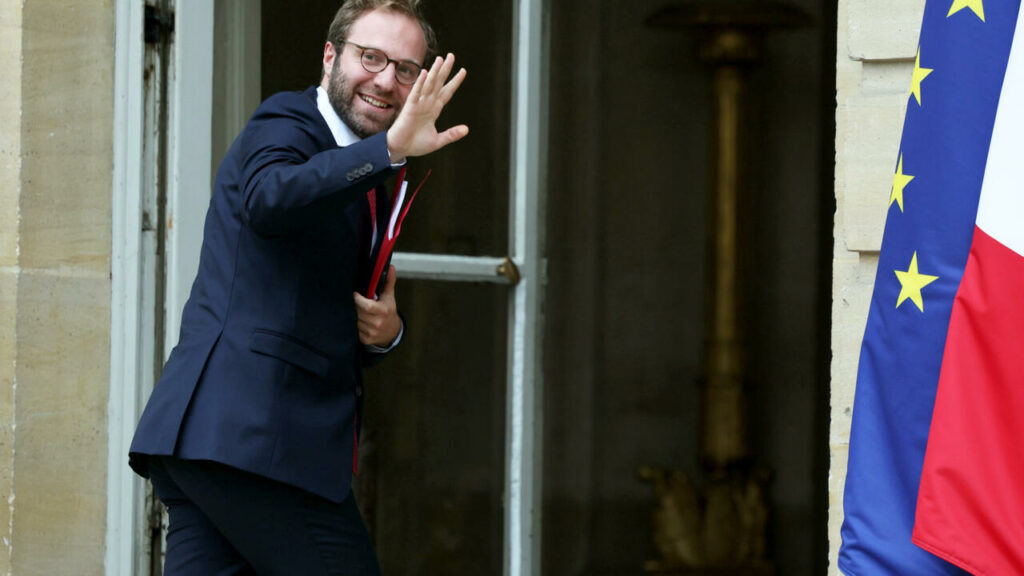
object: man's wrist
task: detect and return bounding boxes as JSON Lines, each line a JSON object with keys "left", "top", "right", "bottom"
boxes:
{"left": 365, "top": 318, "right": 404, "bottom": 353}
{"left": 385, "top": 131, "right": 406, "bottom": 165}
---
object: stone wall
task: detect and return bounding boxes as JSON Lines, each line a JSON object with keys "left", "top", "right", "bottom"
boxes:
{"left": 0, "top": 1, "right": 115, "bottom": 574}
{"left": 0, "top": 1, "right": 24, "bottom": 573}
{"left": 830, "top": 0, "right": 924, "bottom": 573}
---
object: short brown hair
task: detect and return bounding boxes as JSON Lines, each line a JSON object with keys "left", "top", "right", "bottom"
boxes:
{"left": 326, "top": 0, "right": 438, "bottom": 64}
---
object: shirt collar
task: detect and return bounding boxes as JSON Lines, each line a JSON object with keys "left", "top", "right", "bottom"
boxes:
{"left": 316, "top": 85, "right": 360, "bottom": 147}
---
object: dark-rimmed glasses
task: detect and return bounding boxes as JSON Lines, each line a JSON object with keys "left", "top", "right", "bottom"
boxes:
{"left": 342, "top": 41, "right": 423, "bottom": 86}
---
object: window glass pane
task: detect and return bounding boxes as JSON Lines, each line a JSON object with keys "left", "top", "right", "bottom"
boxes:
{"left": 397, "top": 1, "right": 513, "bottom": 257}
{"left": 359, "top": 281, "right": 508, "bottom": 574}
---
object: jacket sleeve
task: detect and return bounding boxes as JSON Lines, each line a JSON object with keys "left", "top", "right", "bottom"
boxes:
{"left": 238, "top": 98, "right": 394, "bottom": 237}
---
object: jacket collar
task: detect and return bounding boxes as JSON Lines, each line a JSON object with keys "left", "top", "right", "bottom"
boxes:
{"left": 315, "top": 86, "right": 361, "bottom": 148}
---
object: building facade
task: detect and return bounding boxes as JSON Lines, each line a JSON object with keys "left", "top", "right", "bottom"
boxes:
{"left": 0, "top": 0, "right": 906, "bottom": 573}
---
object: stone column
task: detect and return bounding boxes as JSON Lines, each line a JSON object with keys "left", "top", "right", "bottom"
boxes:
{"left": 0, "top": 2, "right": 24, "bottom": 570}
{"left": 2, "top": 2, "right": 116, "bottom": 574}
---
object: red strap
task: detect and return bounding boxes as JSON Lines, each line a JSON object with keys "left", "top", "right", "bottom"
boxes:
{"left": 364, "top": 170, "right": 430, "bottom": 297}
{"left": 367, "top": 188, "right": 377, "bottom": 255}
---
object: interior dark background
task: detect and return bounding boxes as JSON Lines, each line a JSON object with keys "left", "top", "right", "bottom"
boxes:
{"left": 254, "top": 0, "right": 836, "bottom": 573}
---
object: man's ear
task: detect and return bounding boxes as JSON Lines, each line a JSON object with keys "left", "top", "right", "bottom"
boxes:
{"left": 321, "top": 41, "right": 336, "bottom": 82}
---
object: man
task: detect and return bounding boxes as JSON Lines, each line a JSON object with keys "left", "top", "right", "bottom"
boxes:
{"left": 128, "top": 1, "right": 467, "bottom": 573}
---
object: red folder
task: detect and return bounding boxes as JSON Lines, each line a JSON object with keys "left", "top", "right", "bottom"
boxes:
{"left": 364, "top": 166, "right": 430, "bottom": 297}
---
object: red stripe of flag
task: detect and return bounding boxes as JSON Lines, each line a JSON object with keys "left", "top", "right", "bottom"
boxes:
{"left": 914, "top": 225, "right": 1024, "bottom": 575}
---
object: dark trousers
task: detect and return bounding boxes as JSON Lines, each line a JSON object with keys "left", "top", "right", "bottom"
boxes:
{"left": 148, "top": 456, "right": 380, "bottom": 576}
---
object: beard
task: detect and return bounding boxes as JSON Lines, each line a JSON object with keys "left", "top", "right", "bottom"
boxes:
{"left": 326, "top": 58, "right": 399, "bottom": 139}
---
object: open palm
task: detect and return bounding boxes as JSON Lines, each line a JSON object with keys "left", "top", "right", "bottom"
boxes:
{"left": 386, "top": 52, "right": 468, "bottom": 162}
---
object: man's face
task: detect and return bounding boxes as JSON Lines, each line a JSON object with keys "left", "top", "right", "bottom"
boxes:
{"left": 322, "top": 10, "right": 427, "bottom": 138}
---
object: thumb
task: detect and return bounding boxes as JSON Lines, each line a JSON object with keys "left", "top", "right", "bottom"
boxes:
{"left": 440, "top": 125, "right": 470, "bottom": 147}
{"left": 382, "top": 265, "right": 398, "bottom": 295}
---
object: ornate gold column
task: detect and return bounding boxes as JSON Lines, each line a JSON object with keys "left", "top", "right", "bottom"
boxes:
{"left": 638, "top": 3, "right": 808, "bottom": 574}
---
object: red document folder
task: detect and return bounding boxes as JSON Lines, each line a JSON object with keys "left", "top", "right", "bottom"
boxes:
{"left": 364, "top": 166, "right": 430, "bottom": 297}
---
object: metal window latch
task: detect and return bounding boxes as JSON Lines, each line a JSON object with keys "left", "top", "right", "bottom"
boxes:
{"left": 496, "top": 257, "right": 521, "bottom": 285}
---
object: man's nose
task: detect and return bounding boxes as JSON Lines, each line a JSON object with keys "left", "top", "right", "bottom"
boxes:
{"left": 373, "top": 62, "right": 398, "bottom": 91}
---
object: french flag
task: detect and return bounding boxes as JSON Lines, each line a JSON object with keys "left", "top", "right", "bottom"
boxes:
{"left": 912, "top": 6, "right": 1024, "bottom": 572}
{"left": 840, "top": 1, "right": 1024, "bottom": 574}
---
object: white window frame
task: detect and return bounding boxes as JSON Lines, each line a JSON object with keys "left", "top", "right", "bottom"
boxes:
{"left": 107, "top": 1, "right": 213, "bottom": 574}
{"left": 107, "top": 2, "right": 149, "bottom": 574}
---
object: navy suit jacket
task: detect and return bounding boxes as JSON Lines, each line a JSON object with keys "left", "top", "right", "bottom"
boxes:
{"left": 130, "top": 87, "right": 398, "bottom": 502}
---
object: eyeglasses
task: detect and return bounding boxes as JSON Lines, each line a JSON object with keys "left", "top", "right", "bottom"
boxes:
{"left": 342, "top": 41, "right": 423, "bottom": 86}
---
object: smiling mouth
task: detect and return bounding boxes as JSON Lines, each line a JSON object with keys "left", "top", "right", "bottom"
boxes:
{"left": 359, "top": 94, "right": 391, "bottom": 110}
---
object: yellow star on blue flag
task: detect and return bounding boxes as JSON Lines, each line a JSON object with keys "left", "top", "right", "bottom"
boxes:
{"left": 948, "top": 0, "right": 985, "bottom": 22}
{"left": 910, "top": 48, "right": 933, "bottom": 106}
{"left": 890, "top": 154, "right": 914, "bottom": 211}
{"left": 895, "top": 252, "right": 939, "bottom": 311}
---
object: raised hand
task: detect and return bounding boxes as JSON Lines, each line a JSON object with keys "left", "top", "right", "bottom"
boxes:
{"left": 386, "top": 53, "right": 468, "bottom": 162}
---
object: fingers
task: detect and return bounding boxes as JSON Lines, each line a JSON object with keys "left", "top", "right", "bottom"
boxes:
{"left": 421, "top": 55, "right": 444, "bottom": 98}
{"left": 389, "top": 53, "right": 467, "bottom": 158}
{"left": 422, "top": 54, "right": 457, "bottom": 100}
{"left": 353, "top": 278, "right": 395, "bottom": 316}
{"left": 354, "top": 282, "right": 400, "bottom": 346}
{"left": 353, "top": 291, "right": 373, "bottom": 309}
{"left": 406, "top": 68, "right": 427, "bottom": 103}
{"left": 439, "top": 67, "right": 467, "bottom": 105}
{"left": 354, "top": 293, "right": 384, "bottom": 339}
{"left": 439, "top": 124, "right": 469, "bottom": 146}
{"left": 437, "top": 53, "right": 456, "bottom": 87}
{"left": 357, "top": 323, "right": 373, "bottom": 344}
